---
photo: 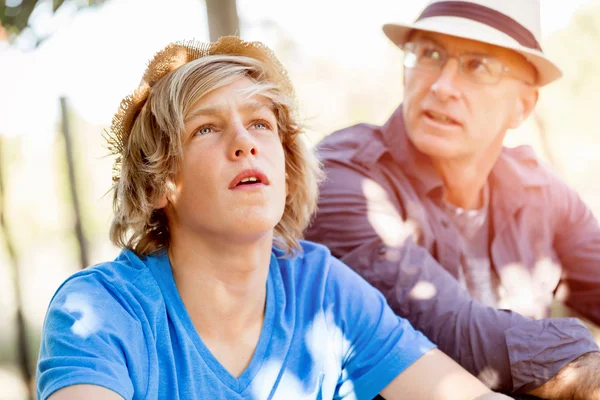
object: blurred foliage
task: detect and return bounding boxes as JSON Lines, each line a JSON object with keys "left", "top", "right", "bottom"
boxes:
{"left": 537, "top": 2, "right": 600, "bottom": 215}
{"left": 0, "top": 0, "right": 103, "bottom": 45}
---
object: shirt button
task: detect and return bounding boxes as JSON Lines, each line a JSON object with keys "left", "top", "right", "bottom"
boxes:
{"left": 377, "top": 246, "right": 387, "bottom": 255}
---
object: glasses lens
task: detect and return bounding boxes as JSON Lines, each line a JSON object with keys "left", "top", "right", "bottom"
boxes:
{"left": 460, "top": 54, "right": 504, "bottom": 84}
{"left": 403, "top": 41, "right": 444, "bottom": 71}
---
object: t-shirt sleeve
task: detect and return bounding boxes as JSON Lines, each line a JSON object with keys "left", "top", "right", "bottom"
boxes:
{"left": 36, "top": 272, "right": 144, "bottom": 400}
{"left": 325, "top": 255, "right": 436, "bottom": 399}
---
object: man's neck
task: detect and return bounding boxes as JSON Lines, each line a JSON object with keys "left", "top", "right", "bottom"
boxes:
{"left": 427, "top": 129, "right": 505, "bottom": 210}
{"left": 432, "top": 150, "right": 499, "bottom": 210}
{"left": 438, "top": 163, "right": 488, "bottom": 210}
{"left": 168, "top": 229, "right": 273, "bottom": 340}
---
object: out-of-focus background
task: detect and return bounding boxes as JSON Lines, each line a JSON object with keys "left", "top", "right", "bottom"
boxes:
{"left": 0, "top": 0, "right": 599, "bottom": 398}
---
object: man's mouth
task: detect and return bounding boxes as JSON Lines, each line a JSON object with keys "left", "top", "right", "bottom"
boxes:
{"left": 424, "top": 110, "right": 461, "bottom": 125}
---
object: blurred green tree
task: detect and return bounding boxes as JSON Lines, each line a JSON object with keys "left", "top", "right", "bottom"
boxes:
{"left": 537, "top": 2, "right": 600, "bottom": 340}
{"left": 537, "top": 2, "right": 600, "bottom": 215}
{"left": 0, "top": 0, "right": 104, "bottom": 46}
{"left": 0, "top": 3, "right": 105, "bottom": 398}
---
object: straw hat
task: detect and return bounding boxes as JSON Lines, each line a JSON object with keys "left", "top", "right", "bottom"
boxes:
{"left": 383, "top": 0, "right": 562, "bottom": 86}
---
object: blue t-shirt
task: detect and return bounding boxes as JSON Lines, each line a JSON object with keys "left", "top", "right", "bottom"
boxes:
{"left": 37, "top": 241, "right": 435, "bottom": 400}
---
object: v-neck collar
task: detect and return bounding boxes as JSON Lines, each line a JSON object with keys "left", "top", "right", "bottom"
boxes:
{"left": 148, "top": 250, "right": 278, "bottom": 393}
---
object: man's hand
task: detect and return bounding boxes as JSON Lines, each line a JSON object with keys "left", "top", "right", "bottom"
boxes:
{"left": 527, "top": 352, "right": 600, "bottom": 399}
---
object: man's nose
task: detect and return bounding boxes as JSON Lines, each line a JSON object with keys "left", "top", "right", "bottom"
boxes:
{"left": 430, "top": 58, "right": 461, "bottom": 102}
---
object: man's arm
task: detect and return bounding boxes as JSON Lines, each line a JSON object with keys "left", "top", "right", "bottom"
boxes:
{"left": 527, "top": 352, "right": 600, "bottom": 399}
{"left": 551, "top": 176, "right": 600, "bottom": 326}
{"left": 305, "top": 158, "right": 600, "bottom": 396}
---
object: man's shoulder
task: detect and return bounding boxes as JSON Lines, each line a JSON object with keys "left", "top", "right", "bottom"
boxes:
{"left": 316, "top": 122, "right": 386, "bottom": 162}
{"left": 502, "top": 144, "right": 540, "bottom": 166}
{"left": 500, "top": 145, "right": 563, "bottom": 188}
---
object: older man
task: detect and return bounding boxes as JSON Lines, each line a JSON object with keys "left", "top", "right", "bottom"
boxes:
{"left": 305, "top": 0, "right": 600, "bottom": 398}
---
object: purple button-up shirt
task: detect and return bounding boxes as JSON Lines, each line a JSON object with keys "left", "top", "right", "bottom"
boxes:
{"left": 305, "top": 105, "right": 600, "bottom": 393}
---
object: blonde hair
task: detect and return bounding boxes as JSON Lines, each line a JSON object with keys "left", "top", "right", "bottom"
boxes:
{"left": 108, "top": 39, "right": 323, "bottom": 257}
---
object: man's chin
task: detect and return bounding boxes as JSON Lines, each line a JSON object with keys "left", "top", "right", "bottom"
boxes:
{"left": 408, "top": 133, "right": 464, "bottom": 160}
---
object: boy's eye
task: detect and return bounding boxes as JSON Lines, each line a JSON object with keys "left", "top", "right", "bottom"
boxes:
{"left": 196, "top": 126, "right": 214, "bottom": 135}
{"left": 252, "top": 119, "right": 274, "bottom": 131}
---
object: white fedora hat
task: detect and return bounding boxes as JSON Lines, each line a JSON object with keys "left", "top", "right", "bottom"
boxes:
{"left": 383, "top": 0, "right": 562, "bottom": 86}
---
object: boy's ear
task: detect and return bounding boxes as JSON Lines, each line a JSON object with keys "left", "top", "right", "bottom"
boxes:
{"left": 155, "top": 193, "right": 168, "bottom": 209}
{"left": 156, "top": 179, "right": 178, "bottom": 209}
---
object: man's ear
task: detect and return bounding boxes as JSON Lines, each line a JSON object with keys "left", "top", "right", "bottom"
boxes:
{"left": 510, "top": 86, "right": 539, "bottom": 129}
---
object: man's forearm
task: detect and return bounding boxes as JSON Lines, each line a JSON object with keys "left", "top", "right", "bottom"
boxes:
{"left": 527, "top": 352, "right": 600, "bottom": 400}
{"left": 370, "top": 240, "right": 599, "bottom": 393}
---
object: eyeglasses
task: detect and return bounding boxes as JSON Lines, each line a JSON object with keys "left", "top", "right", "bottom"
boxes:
{"left": 402, "top": 40, "right": 531, "bottom": 85}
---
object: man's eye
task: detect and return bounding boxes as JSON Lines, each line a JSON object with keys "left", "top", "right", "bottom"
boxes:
{"left": 422, "top": 48, "right": 441, "bottom": 60}
{"left": 464, "top": 58, "right": 489, "bottom": 74}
